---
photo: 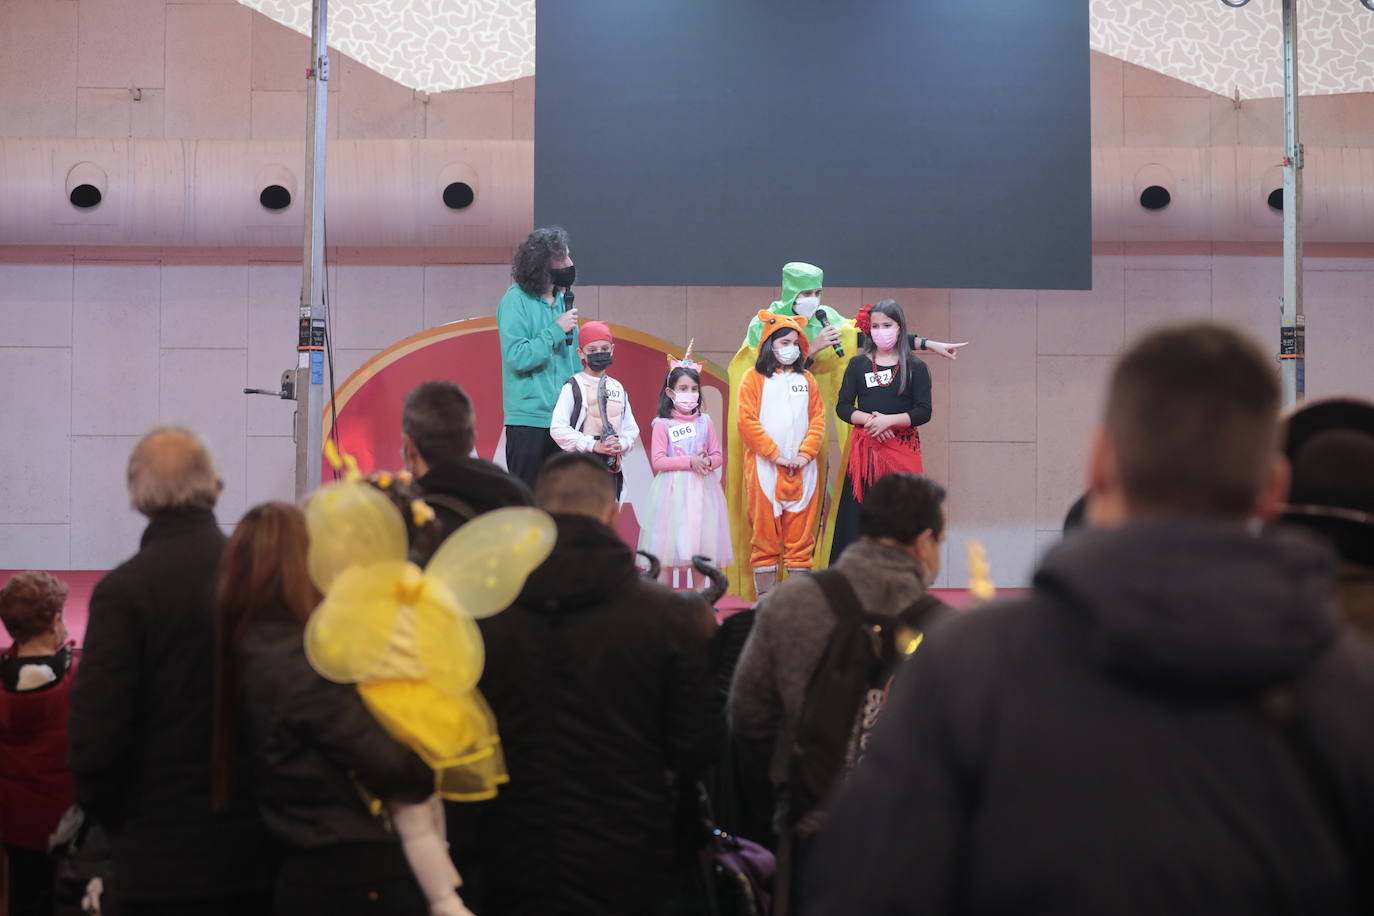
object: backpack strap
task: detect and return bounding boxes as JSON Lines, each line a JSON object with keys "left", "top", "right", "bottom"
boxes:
{"left": 564, "top": 375, "right": 585, "bottom": 431}
{"left": 420, "top": 492, "right": 479, "bottom": 527}
{"left": 810, "top": 569, "right": 865, "bottom": 623}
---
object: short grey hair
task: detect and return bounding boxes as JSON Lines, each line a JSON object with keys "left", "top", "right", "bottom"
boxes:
{"left": 127, "top": 427, "right": 222, "bottom": 516}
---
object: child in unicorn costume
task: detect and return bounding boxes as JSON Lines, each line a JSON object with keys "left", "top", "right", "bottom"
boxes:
{"left": 638, "top": 342, "right": 733, "bottom": 587}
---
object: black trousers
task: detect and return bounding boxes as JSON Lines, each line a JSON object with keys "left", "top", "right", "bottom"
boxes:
{"left": 119, "top": 892, "right": 271, "bottom": 916}
{"left": 828, "top": 473, "right": 862, "bottom": 565}
{"left": 5, "top": 844, "right": 55, "bottom": 916}
{"left": 273, "top": 877, "right": 426, "bottom": 916}
{"left": 504, "top": 425, "right": 563, "bottom": 491}
{"left": 271, "top": 843, "right": 426, "bottom": 916}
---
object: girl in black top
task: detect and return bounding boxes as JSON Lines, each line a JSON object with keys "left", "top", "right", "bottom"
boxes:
{"left": 830, "top": 299, "right": 933, "bottom": 563}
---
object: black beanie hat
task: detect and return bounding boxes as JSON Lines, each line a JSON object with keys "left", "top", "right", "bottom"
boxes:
{"left": 1282, "top": 398, "right": 1374, "bottom": 569}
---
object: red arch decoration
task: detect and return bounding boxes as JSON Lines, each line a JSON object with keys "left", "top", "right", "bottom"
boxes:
{"left": 321, "top": 316, "right": 730, "bottom": 551}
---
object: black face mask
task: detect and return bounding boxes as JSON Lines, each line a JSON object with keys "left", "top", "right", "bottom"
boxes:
{"left": 585, "top": 350, "right": 613, "bottom": 371}
{"left": 549, "top": 264, "right": 576, "bottom": 288}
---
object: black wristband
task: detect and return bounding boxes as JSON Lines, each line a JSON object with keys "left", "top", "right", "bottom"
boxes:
{"left": 919, "top": 337, "right": 928, "bottom": 351}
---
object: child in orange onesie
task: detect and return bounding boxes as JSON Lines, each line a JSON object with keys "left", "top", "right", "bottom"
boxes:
{"left": 737, "top": 310, "right": 826, "bottom": 597}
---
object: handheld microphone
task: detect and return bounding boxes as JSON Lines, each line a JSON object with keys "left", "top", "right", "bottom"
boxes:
{"left": 816, "top": 309, "right": 844, "bottom": 358}
{"left": 562, "top": 287, "right": 576, "bottom": 345}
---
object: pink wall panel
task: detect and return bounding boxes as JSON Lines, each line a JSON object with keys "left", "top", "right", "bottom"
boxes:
{"left": 949, "top": 290, "right": 1038, "bottom": 443}
{"left": 426, "top": 90, "right": 515, "bottom": 141}
{"left": 165, "top": 4, "right": 252, "bottom": 139}
{"left": 78, "top": 0, "right": 165, "bottom": 89}
{"left": 0, "top": 0, "right": 78, "bottom": 138}
{"left": 1123, "top": 267, "right": 1214, "bottom": 342}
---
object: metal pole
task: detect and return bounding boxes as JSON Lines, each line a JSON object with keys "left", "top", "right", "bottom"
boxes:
{"left": 294, "top": 0, "right": 330, "bottom": 500}
{"left": 1279, "top": 0, "right": 1305, "bottom": 406}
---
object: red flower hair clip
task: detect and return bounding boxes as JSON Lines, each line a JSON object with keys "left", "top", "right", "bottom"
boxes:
{"left": 854, "top": 304, "right": 875, "bottom": 334}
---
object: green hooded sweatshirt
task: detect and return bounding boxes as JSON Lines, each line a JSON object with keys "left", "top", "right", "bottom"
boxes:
{"left": 497, "top": 283, "right": 582, "bottom": 427}
{"left": 745, "top": 261, "right": 847, "bottom": 348}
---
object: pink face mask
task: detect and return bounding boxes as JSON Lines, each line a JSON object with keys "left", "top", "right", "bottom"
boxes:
{"left": 871, "top": 327, "right": 900, "bottom": 351}
{"left": 672, "top": 392, "right": 700, "bottom": 412}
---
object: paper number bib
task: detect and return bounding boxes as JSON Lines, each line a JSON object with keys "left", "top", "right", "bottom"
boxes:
{"left": 864, "top": 368, "right": 895, "bottom": 388}
{"left": 668, "top": 422, "right": 696, "bottom": 445}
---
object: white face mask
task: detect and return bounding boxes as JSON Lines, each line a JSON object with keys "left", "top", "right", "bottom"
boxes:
{"left": 793, "top": 295, "right": 820, "bottom": 318}
{"left": 774, "top": 343, "right": 802, "bottom": 366}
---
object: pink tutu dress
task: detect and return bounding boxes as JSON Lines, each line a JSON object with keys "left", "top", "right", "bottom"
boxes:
{"left": 638, "top": 410, "right": 734, "bottom": 568}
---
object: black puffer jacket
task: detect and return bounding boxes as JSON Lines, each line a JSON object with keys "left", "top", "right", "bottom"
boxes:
{"left": 472, "top": 513, "right": 715, "bottom": 916}
{"left": 418, "top": 457, "right": 533, "bottom": 542}
{"left": 235, "top": 620, "right": 433, "bottom": 855}
{"left": 808, "top": 519, "right": 1374, "bottom": 916}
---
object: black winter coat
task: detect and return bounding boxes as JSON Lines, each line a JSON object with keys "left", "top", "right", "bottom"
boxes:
{"left": 418, "top": 457, "right": 533, "bottom": 542}
{"left": 234, "top": 619, "right": 434, "bottom": 855}
{"left": 67, "top": 509, "right": 273, "bottom": 901}
{"left": 472, "top": 513, "right": 716, "bottom": 916}
{"left": 807, "top": 519, "right": 1374, "bottom": 916}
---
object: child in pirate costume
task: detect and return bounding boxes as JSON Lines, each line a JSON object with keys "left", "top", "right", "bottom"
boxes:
{"left": 303, "top": 449, "right": 555, "bottom": 916}
{"left": 737, "top": 311, "right": 827, "bottom": 596}
{"left": 829, "top": 299, "right": 933, "bottom": 562}
{"left": 550, "top": 320, "right": 640, "bottom": 499}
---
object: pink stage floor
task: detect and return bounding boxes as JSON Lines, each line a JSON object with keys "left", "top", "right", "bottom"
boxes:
{"left": 2, "top": 570, "right": 1024, "bottom": 645}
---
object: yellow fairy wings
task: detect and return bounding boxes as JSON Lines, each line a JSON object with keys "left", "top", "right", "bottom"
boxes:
{"left": 302, "top": 480, "right": 556, "bottom": 686}
{"left": 300, "top": 476, "right": 555, "bottom": 800}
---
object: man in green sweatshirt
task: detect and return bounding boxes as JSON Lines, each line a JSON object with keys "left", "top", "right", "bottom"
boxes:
{"left": 498, "top": 226, "right": 582, "bottom": 489}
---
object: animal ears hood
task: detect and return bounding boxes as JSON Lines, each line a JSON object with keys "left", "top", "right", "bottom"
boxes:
{"left": 755, "top": 309, "right": 810, "bottom": 355}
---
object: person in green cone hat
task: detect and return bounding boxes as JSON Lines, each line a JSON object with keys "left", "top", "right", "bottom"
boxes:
{"left": 724, "top": 262, "right": 968, "bottom": 600}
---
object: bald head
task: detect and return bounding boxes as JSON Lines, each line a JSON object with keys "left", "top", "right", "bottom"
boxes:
{"left": 127, "top": 427, "right": 222, "bottom": 517}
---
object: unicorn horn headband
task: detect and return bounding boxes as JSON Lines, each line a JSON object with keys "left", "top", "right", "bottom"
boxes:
{"left": 668, "top": 339, "right": 702, "bottom": 372}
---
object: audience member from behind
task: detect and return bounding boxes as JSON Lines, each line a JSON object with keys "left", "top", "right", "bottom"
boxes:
{"left": 807, "top": 323, "right": 1374, "bottom": 916}
{"left": 68, "top": 428, "right": 272, "bottom": 916}
{"left": 0, "top": 572, "right": 77, "bottom": 916}
{"left": 729, "top": 473, "right": 950, "bottom": 909}
{"left": 472, "top": 452, "right": 715, "bottom": 915}
{"left": 1282, "top": 397, "right": 1374, "bottom": 641}
{"left": 213, "top": 502, "right": 435, "bottom": 916}
{"left": 402, "top": 380, "right": 532, "bottom": 553}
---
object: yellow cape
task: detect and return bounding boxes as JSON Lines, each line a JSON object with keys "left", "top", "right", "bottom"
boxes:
{"left": 725, "top": 320, "right": 860, "bottom": 601}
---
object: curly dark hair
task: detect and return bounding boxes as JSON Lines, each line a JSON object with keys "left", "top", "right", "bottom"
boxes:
{"left": 0, "top": 571, "right": 67, "bottom": 643}
{"left": 512, "top": 226, "right": 570, "bottom": 296}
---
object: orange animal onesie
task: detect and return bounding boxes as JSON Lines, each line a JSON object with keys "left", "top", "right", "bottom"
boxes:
{"left": 737, "top": 312, "right": 827, "bottom": 572}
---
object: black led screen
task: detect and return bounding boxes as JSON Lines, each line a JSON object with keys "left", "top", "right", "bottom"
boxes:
{"left": 535, "top": 0, "right": 1091, "bottom": 290}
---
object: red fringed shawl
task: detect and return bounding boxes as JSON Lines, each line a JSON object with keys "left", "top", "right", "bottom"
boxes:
{"left": 850, "top": 426, "right": 923, "bottom": 502}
